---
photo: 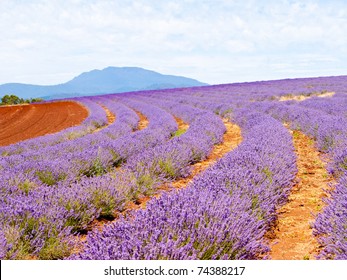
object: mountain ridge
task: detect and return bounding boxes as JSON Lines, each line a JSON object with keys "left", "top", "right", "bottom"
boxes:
{"left": 0, "top": 67, "right": 207, "bottom": 100}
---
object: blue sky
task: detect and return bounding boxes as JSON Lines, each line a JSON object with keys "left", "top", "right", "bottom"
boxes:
{"left": 0, "top": 0, "right": 346, "bottom": 85}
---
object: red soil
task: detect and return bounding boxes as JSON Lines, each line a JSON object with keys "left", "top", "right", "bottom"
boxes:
{"left": 269, "top": 129, "right": 333, "bottom": 259}
{"left": 134, "top": 110, "right": 149, "bottom": 130}
{"left": 0, "top": 101, "right": 88, "bottom": 146}
{"left": 101, "top": 105, "right": 116, "bottom": 125}
{"left": 174, "top": 116, "right": 189, "bottom": 131}
{"left": 93, "top": 104, "right": 116, "bottom": 133}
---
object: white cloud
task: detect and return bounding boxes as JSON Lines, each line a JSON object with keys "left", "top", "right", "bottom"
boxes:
{"left": 0, "top": 0, "right": 346, "bottom": 85}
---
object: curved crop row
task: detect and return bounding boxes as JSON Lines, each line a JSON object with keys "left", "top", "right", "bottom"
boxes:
{"left": 69, "top": 110, "right": 296, "bottom": 260}
{"left": 251, "top": 99, "right": 347, "bottom": 259}
{"left": 0, "top": 96, "right": 227, "bottom": 259}
{"left": 1, "top": 76, "right": 347, "bottom": 260}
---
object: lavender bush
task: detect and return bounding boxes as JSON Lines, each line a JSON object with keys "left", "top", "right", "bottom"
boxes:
{"left": 2, "top": 75, "right": 347, "bottom": 259}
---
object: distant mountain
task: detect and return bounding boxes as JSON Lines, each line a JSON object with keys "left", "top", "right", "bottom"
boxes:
{"left": 0, "top": 67, "right": 207, "bottom": 100}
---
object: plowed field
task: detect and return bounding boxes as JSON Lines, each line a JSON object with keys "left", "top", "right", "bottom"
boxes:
{"left": 0, "top": 101, "right": 88, "bottom": 146}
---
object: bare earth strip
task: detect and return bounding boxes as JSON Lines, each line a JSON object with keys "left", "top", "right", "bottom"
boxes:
{"left": 171, "top": 120, "right": 241, "bottom": 189}
{"left": 0, "top": 101, "right": 88, "bottom": 146}
{"left": 102, "top": 105, "right": 116, "bottom": 124}
{"left": 269, "top": 129, "right": 333, "bottom": 260}
{"left": 134, "top": 110, "right": 149, "bottom": 130}
{"left": 93, "top": 104, "right": 116, "bottom": 133}
{"left": 279, "top": 91, "right": 335, "bottom": 102}
{"left": 174, "top": 116, "right": 189, "bottom": 131}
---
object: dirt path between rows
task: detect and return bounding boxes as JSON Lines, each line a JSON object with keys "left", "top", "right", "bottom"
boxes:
{"left": 171, "top": 119, "right": 241, "bottom": 189}
{"left": 0, "top": 101, "right": 88, "bottom": 146}
{"left": 278, "top": 91, "right": 335, "bottom": 102}
{"left": 174, "top": 116, "right": 189, "bottom": 131}
{"left": 132, "top": 119, "right": 242, "bottom": 207}
{"left": 93, "top": 104, "right": 115, "bottom": 133}
{"left": 269, "top": 129, "right": 333, "bottom": 260}
{"left": 134, "top": 110, "right": 149, "bottom": 130}
{"left": 102, "top": 105, "right": 116, "bottom": 124}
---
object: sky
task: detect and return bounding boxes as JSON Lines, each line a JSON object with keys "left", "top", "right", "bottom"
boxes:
{"left": 0, "top": 0, "right": 347, "bottom": 85}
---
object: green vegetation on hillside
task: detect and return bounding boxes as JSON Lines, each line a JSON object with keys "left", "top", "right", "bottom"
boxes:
{"left": 0, "top": 94, "right": 43, "bottom": 105}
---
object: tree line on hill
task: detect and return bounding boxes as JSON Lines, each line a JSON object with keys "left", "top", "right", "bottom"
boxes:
{"left": 0, "top": 94, "right": 43, "bottom": 105}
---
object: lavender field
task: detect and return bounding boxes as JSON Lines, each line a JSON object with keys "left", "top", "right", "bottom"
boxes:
{"left": 1, "top": 75, "right": 347, "bottom": 260}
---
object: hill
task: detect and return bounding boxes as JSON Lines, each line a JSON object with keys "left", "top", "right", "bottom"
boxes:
{"left": 0, "top": 67, "right": 207, "bottom": 100}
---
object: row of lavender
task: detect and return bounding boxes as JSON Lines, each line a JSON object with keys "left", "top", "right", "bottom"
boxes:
{"left": 89, "top": 77, "right": 347, "bottom": 259}
{"left": 251, "top": 97, "right": 347, "bottom": 259}
{"left": 0, "top": 97, "right": 132, "bottom": 259}
{"left": 0, "top": 95, "right": 177, "bottom": 258}
{"left": 117, "top": 77, "right": 347, "bottom": 260}
{"left": 66, "top": 77, "right": 346, "bottom": 259}
{"left": 0, "top": 98, "right": 161, "bottom": 258}
{"left": 1, "top": 95, "right": 187, "bottom": 188}
{"left": 174, "top": 86, "right": 347, "bottom": 260}
{"left": 0, "top": 94, "right": 227, "bottom": 259}
{"left": 70, "top": 108, "right": 297, "bottom": 259}
{"left": 1, "top": 75, "right": 347, "bottom": 259}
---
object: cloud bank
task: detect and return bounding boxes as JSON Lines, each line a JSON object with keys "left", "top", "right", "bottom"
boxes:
{"left": 0, "top": 0, "right": 346, "bottom": 85}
